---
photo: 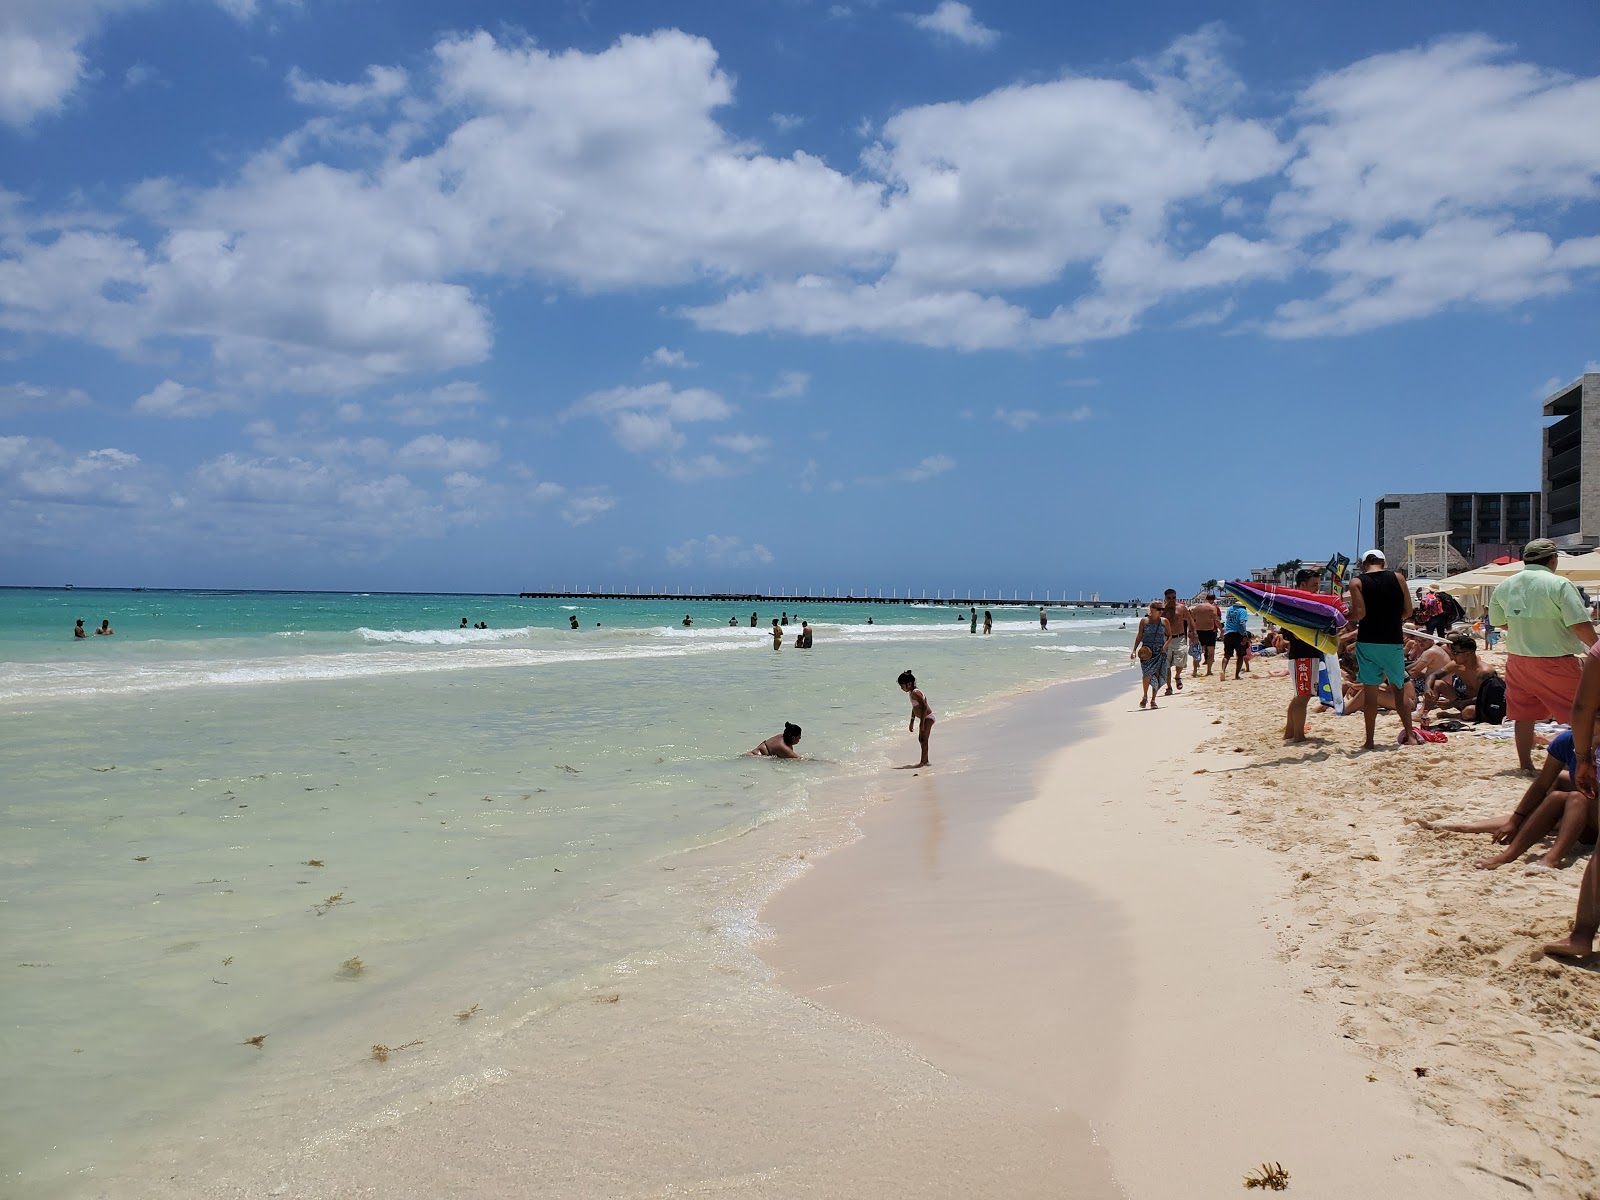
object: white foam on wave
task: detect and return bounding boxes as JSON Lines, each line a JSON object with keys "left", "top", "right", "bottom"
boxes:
{"left": 1039, "top": 644, "right": 1116, "bottom": 653}
{"left": 357, "top": 626, "right": 533, "bottom": 645}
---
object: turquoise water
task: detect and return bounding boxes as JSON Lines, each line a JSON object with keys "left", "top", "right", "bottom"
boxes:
{"left": 0, "top": 588, "right": 1134, "bottom": 1196}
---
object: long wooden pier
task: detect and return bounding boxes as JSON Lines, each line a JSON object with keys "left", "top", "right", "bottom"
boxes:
{"left": 517, "top": 590, "right": 1140, "bottom": 609}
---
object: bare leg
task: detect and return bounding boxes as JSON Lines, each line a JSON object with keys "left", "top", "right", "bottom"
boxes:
{"left": 1285, "top": 694, "right": 1310, "bottom": 742}
{"left": 917, "top": 720, "right": 932, "bottom": 767}
{"left": 1410, "top": 815, "right": 1508, "bottom": 834}
{"left": 1360, "top": 684, "right": 1378, "bottom": 750}
{"left": 1533, "top": 791, "right": 1594, "bottom": 868}
{"left": 1476, "top": 791, "right": 1566, "bottom": 868}
{"left": 1397, "top": 681, "right": 1418, "bottom": 743}
{"left": 1515, "top": 719, "right": 1536, "bottom": 772}
{"left": 1544, "top": 828, "right": 1600, "bottom": 958}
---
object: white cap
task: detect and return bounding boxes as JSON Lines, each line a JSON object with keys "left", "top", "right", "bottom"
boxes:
{"left": 1363, "top": 548, "right": 1385, "bottom": 563}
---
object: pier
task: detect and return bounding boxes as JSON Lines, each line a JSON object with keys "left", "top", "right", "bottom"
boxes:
{"left": 517, "top": 590, "right": 1140, "bottom": 609}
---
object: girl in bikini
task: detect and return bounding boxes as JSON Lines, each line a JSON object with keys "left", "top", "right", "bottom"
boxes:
{"left": 897, "top": 670, "right": 934, "bottom": 767}
{"left": 749, "top": 722, "right": 803, "bottom": 759}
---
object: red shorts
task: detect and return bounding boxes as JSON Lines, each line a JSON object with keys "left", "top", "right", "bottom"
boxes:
{"left": 1504, "top": 653, "right": 1583, "bottom": 722}
{"left": 1292, "top": 657, "right": 1317, "bottom": 697}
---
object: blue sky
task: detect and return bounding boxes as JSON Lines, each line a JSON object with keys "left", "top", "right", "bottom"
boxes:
{"left": 2, "top": 0, "right": 1597, "bottom": 596}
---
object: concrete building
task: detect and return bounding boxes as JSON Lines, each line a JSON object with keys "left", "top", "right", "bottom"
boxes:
{"left": 1373, "top": 492, "right": 1540, "bottom": 571}
{"left": 1542, "top": 373, "right": 1600, "bottom": 549}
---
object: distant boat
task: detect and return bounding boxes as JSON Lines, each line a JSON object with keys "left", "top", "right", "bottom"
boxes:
{"left": 64, "top": 583, "right": 74, "bottom": 590}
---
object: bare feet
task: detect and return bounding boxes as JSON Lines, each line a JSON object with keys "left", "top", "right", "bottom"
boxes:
{"left": 1543, "top": 937, "right": 1596, "bottom": 960}
{"left": 1139, "top": 698, "right": 1147, "bottom": 709}
{"left": 894, "top": 762, "right": 931, "bottom": 770}
{"left": 1473, "top": 852, "right": 1514, "bottom": 870}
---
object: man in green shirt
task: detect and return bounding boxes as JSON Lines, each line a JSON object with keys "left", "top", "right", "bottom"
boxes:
{"left": 1488, "top": 538, "right": 1597, "bottom": 770}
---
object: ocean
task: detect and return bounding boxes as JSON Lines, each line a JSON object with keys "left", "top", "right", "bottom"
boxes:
{"left": 0, "top": 589, "right": 1135, "bottom": 1196}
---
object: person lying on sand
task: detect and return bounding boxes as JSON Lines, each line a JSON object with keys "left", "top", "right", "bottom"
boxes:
{"left": 749, "top": 723, "right": 802, "bottom": 759}
{"left": 1410, "top": 729, "right": 1596, "bottom": 871}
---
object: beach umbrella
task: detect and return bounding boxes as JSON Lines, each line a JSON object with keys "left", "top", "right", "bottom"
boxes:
{"left": 1221, "top": 581, "right": 1347, "bottom": 655}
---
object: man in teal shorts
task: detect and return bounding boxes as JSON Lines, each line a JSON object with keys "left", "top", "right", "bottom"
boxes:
{"left": 1348, "top": 549, "right": 1418, "bottom": 749}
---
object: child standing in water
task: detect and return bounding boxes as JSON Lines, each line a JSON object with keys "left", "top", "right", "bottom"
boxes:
{"left": 897, "top": 669, "right": 934, "bottom": 768}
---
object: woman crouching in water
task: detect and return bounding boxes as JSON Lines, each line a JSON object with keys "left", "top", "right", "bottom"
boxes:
{"left": 749, "top": 722, "right": 803, "bottom": 759}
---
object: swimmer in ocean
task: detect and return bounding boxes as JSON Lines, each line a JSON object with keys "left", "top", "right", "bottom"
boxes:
{"left": 749, "top": 722, "right": 802, "bottom": 759}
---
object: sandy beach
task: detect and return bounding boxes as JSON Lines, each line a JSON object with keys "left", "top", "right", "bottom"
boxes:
{"left": 764, "top": 663, "right": 1600, "bottom": 1198}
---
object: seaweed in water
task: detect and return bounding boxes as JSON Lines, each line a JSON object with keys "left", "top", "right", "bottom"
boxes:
{"left": 339, "top": 957, "right": 365, "bottom": 978}
{"left": 1242, "top": 1162, "right": 1289, "bottom": 1190}
{"left": 240, "top": 1034, "right": 268, "bottom": 1049}
{"left": 370, "top": 1040, "right": 423, "bottom": 1062}
{"left": 455, "top": 1004, "right": 480, "bottom": 1022}
{"left": 303, "top": 859, "right": 324, "bottom": 868}
{"left": 312, "top": 893, "right": 348, "bottom": 916}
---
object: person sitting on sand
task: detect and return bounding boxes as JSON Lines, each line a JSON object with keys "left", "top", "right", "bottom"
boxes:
{"left": 95, "top": 619, "right": 113, "bottom": 635}
{"left": 1420, "top": 635, "right": 1496, "bottom": 721}
{"left": 1413, "top": 729, "right": 1597, "bottom": 872}
{"left": 1544, "top": 636, "right": 1600, "bottom": 960}
{"left": 749, "top": 722, "right": 803, "bottom": 759}
{"left": 1406, "top": 630, "right": 1452, "bottom": 696}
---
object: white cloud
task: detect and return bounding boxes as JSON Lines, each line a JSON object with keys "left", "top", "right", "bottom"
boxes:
{"left": 712, "top": 433, "right": 769, "bottom": 455}
{"left": 665, "top": 453, "right": 732, "bottom": 481}
{"left": 132, "top": 379, "right": 241, "bottom": 418}
{"left": 0, "top": 434, "right": 155, "bottom": 505}
{"left": 0, "top": 382, "right": 91, "bottom": 416}
{"left": 765, "top": 370, "right": 810, "bottom": 399}
{"left": 912, "top": 2, "right": 998, "bottom": 49}
{"left": 565, "top": 382, "right": 735, "bottom": 466}
{"left": 384, "top": 381, "right": 484, "bottom": 425}
{"left": 665, "top": 533, "right": 774, "bottom": 568}
{"left": 644, "top": 346, "right": 695, "bottom": 369}
{"left": 392, "top": 434, "right": 499, "bottom": 472}
{"left": 993, "top": 406, "right": 1091, "bottom": 431}
{"left": 561, "top": 492, "right": 616, "bottom": 525}
{"left": 287, "top": 65, "right": 409, "bottom": 110}
{"left": 1266, "top": 35, "right": 1600, "bottom": 336}
{"left": 771, "top": 112, "right": 806, "bottom": 131}
{"left": 899, "top": 454, "right": 954, "bottom": 482}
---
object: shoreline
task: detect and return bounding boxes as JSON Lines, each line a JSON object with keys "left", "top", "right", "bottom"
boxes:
{"left": 762, "top": 669, "right": 1514, "bottom": 1197}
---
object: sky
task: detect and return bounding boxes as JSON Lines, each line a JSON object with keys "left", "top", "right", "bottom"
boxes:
{"left": 2, "top": 0, "right": 1598, "bottom": 597}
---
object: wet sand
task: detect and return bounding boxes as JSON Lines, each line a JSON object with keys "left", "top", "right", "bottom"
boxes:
{"left": 764, "top": 668, "right": 1524, "bottom": 1197}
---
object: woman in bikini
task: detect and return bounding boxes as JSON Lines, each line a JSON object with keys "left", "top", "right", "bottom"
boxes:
{"left": 897, "top": 670, "right": 934, "bottom": 767}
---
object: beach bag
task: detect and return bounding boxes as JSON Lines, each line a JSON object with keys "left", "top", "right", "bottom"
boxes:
{"left": 1476, "top": 674, "right": 1507, "bottom": 725}
{"left": 1137, "top": 645, "right": 1153, "bottom": 661}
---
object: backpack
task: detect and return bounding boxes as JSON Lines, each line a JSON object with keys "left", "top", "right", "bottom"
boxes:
{"left": 1476, "top": 674, "right": 1507, "bottom": 725}
{"left": 1437, "top": 592, "right": 1464, "bottom": 624}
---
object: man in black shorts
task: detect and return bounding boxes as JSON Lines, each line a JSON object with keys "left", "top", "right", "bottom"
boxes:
{"left": 1190, "top": 592, "right": 1221, "bottom": 676}
{"left": 1221, "top": 597, "right": 1250, "bottom": 679}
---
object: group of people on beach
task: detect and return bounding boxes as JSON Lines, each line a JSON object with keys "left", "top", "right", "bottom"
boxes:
{"left": 1159, "top": 541, "right": 1600, "bottom": 962}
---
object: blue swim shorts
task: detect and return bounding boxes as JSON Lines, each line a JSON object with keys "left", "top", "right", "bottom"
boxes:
{"left": 1355, "top": 642, "right": 1407, "bottom": 689}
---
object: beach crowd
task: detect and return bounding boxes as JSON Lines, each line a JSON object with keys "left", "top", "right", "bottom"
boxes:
{"left": 1129, "top": 539, "right": 1600, "bottom": 964}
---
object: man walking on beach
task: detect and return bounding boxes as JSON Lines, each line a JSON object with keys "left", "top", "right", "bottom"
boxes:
{"left": 1191, "top": 592, "right": 1221, "bottom": 676}
{"left": 1348, "top": 550, "right": 1418, "bottom": 749}
{"left": 1489, "top": 538, "right": 1596, "bottom": 771}
{"left": 1162, "top": 588, "right": 1193, "bottom": 694}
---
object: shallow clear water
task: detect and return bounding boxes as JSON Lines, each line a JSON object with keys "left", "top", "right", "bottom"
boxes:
{"left": 0, "top": 588, "right": 1134, "bottom": 1195}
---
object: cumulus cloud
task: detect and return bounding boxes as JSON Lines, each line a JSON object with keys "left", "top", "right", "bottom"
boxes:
{"left": 561, "top": 492, "right": 616, "bottom": 525}
{"left": 912, "top": 2, "right": 998, "bottom": 49}
{"left": 133, "top": 379, "right": 242, "bottom": 418}
{"left": 895, "top": 453, "right": 955, "bottom": 482}
{"left": 992, "top": 406, "right": 1091, "bottom": 431}
{"left": 665, "top": 533, "right": 774, "bottom": 568}
{"left": 712, "top": 433, "right": 769, "bottom": 455}
{"left": 644, "top": 346, "right": 696, "bottom": 369}
{"left": 0, "top": 21, "right": 1595, "bottom": 409}
{"left": 384, "top": 381, "right": 484, "bottom": 425}
{"left": 765, "top": 370, "right": 810, "bottom": 398}
{"left": 0, "top": 434, "right": 156, "bottom": 505}
{"left": 0, "top": 381, "right": 91, "bottom": 416}
{"left": 392, "top": 434, "right": 499, "bottom": 472}
{"left": 287, "top": 65, "right": 409, "bottom": 109}
{"left": 565, "top": 382, "right": 735, "bottom": 466}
